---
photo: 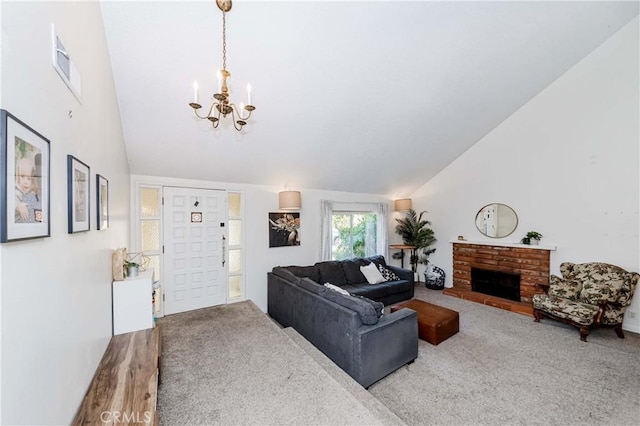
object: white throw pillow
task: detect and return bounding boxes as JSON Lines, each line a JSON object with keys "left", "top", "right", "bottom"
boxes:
{"left": 360, "top": 262, "right": 386, "bottom": 284}
{"left": 324, "top": 282, "right": 350, "bottom": 295}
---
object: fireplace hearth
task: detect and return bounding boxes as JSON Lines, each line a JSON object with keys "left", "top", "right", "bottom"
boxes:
{"left": 471, "top": 267, "right": 521, "bottom": 302}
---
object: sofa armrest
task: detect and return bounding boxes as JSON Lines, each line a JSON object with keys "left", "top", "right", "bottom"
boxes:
{"left": 594, "top": 302, "right": 609, "bottom": 325}
{"left": 536, "top": 282, "right": 550, "bottom": 294}
{"left": 386, "top": 265, "right": 414, "bottom": 284}
{"left": 353, "top": 308, "right": 418, "bottom": 388}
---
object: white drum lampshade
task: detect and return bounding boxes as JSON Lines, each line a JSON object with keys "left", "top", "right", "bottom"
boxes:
{"left": 279, "top": 191, "right": 301, "bottom": 210}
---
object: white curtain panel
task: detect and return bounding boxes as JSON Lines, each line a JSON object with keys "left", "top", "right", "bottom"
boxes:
{"left": 376, "top": 202, "right": 389, "bottom": 260}
{"left": 320, "top": 200, "right": 334, "bottom": 261}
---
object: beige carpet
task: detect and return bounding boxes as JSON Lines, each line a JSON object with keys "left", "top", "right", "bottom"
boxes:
{"left": 157, "top": 300, "right": 390, "bottom": 425}
{"left": 368, "top": 286, "right": 640, "bottom": 426}
{"left": 157, "top": 289, "right": 640, "bottom": 425}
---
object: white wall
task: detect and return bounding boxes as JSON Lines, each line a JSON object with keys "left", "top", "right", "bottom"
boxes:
{"left": 132, "top": 175, "right": 396, "bottom": 313}
{"left": 411, "top": 18, "right": 640, "bottom": 332}
{"left": 0, "top": 2, "right": 129, "bottom": 424}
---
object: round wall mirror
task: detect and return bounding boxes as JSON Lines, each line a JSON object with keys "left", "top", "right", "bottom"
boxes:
{"left": 475, "top": 203, "right": 518, "bottom": 238}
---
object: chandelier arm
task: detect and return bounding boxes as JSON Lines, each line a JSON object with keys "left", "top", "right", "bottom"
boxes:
{"left": 228, "top": 107, "right": 244, "bottom": 131}
{"left": 193, "top": 102, "right": 218, "bottom": 119}
{"left": 211, "top": 108, "right": 222, "bottom": 128}
{"left": 230, "top": 103, "right": 248, "bottom": 121}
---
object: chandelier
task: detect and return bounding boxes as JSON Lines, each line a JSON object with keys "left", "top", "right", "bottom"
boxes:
{"left": 189, "top": 0, "right": 255, "bottom": 131}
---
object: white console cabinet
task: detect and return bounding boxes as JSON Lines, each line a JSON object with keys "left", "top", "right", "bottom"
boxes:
{"left": 112, "top": 269, "right": 154, "bottom": 335}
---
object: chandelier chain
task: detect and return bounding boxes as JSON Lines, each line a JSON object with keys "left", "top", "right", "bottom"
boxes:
{"left": 222, "top": 11, "right": 227, "bottom": 70}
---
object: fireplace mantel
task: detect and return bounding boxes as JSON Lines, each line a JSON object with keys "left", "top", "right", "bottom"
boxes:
{"left": 450, "top": 240, "right": 556, "bottom": 251}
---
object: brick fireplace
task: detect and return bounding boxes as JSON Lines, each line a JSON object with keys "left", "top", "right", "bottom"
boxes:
{"left": 444, "top": 241, "right": 555, "bottom": 316}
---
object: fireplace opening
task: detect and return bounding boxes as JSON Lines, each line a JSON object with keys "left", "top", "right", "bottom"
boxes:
{"left": 471, "top": 268, "right": 521, "bottom": 302}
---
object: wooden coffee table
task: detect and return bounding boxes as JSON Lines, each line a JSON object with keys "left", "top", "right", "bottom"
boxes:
{"left": 391, "top": 299, "right": 459, "bottom": 345}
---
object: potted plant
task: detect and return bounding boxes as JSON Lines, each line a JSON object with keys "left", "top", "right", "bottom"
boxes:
{"left": 124, "top": 260, "right": 140, "bottom": 277}
{"left": 394, "top": 209, "right": 437, "bottom": 278}
{"left": 520, "top": 231, "right": 543, "bottom": 245}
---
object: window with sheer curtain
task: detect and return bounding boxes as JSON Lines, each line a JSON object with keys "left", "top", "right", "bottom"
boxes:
{"left": 320, "top": 201, "right": 388, "bottom": 261}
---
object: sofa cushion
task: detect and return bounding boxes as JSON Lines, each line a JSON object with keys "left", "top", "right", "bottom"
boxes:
{"left": 315, "top": 261, "right": 347, "bottom": 286}
{"left": 346, "top": 280, "right": 413, "bottom": 300}
{"left": 532, "top": 294, "right": 599, "bottom": 326}
{"left": 322, "top": 289, "right": 381, "bottom": 325}
{"left": 365, "top": 255, "right": 387, "bottom": 268}
{"left": 272, "top": 267, "right": 301, "bottom": 284}
{"left": 559, "top": 262, "right": 634, "bottom": 305}
{"left": 579, "top": 279, "right": 625, "bottom": 305}
{"left": 341, "top": 258, "right": 368, "bottom": 284}
{"left": 565, "top": 262, "right": 623, "bottom": 286}
{"left": 298, "top": 277, "right": 326, "bottom": 296}
{"left": 378, "top": 265, "right": 400, "bottom": 282}
{"left": 547, "top": 275, "right": 582, "bottom": 300}
{"left": 353, "top": 295, "right": 384, "bottom": 317}
{"left": 285, "top": 265, "right": 321, "bottom": 283}
{"left": 360, "top": 262, "right": 386, "bottom": 284}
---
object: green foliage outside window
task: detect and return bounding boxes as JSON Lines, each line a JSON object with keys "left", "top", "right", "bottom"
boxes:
{"left": 332, "top": 212, "right": 377, "bottom": 260}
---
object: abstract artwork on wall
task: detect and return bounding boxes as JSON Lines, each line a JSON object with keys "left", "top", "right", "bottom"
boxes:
{"left": 269, "top": 212, "right": 300, "bottom": 247}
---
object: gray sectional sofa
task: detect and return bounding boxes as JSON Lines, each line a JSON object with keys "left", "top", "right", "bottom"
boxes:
{"left": 267, "top": 255, "right": 418, "bottom": 388}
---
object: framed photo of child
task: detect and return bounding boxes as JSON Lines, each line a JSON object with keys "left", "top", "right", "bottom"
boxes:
{"left": 96, "top": 174, "right": 109, "bottom": 230}
{"left": 67, "top": 155, "right": 90, "bottom": 233}
{"left": 0, "top": 110, "right": 51, "bottom": 243}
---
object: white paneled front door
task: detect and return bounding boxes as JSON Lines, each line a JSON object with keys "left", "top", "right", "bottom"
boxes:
{"left": 163, "top": 187, "right": 226, "bottom": 315}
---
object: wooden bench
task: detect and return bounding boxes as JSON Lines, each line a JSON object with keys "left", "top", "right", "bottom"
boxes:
{"left": 72, "top": 327, "right": 161, "bottom": 425}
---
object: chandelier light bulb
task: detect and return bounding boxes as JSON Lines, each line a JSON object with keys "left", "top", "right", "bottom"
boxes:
{"left": 247, "top": 83, "right": 252, "bottom": 105}
{"left": 193, "top": 81, "right": 199, "bottom": 104}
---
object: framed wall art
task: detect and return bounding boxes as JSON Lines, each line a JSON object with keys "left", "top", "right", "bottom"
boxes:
{"left": 96, "top": 174, "right": 109, "bottom": 230}
{"left": 269, "top": 212, "right": 300, "bottom": 247}
{"left": 0, "top": 110, "right": 51, "bottom": 242}
{"left": 67, "top": 155, "right": 90, "bottom": 233}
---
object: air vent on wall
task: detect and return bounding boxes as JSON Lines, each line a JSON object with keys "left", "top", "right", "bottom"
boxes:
{"left": 51, "top": 24, "right": 82, "bottom": 102}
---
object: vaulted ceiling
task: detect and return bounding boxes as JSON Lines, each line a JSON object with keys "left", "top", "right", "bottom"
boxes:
{"left": 100, "top": 1, "right": 639, "bottom": 196}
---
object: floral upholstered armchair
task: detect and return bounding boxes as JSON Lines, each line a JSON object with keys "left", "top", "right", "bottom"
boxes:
{"left": 533, "top": 262, "right": 639, "bottom": 342}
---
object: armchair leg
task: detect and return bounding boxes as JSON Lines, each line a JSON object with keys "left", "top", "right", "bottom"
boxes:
{"left": 533, "top": 309, "right": 542, "bottom": 323}
{"left": 579, "top": 326, "right": 590, "bottom": 342}
{"left": 614, "top": 324, "right": 625, "bottom": 339}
